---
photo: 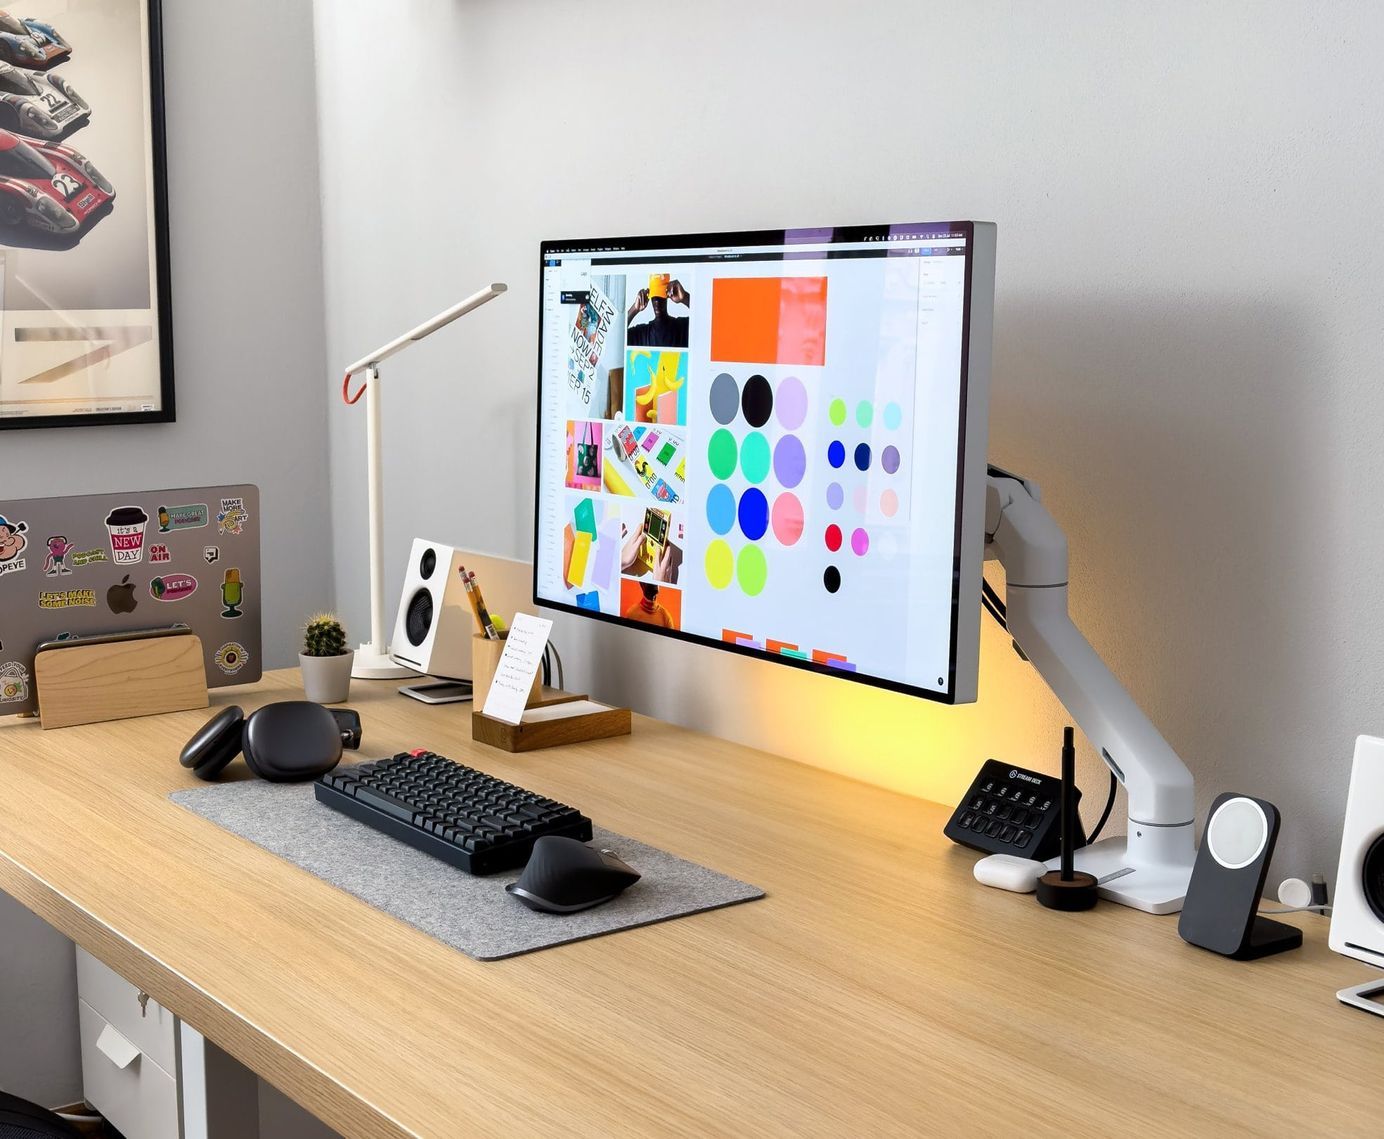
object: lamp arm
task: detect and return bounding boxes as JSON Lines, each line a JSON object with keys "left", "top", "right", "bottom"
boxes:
{"left": 984, "top": 472, "right": 1196, "bottom": 829}
{"left": 342, "top": 282, "right": 508, "bottom": 386}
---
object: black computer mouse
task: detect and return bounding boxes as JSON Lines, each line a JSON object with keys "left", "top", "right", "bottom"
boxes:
{"left": 506, "top": 836, "right": 641, "bottom": 913}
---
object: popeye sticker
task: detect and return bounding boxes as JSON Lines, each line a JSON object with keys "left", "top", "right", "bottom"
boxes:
{"left": 217, "top": 497, "right": 249, "bottom": 536}
{"left": 157, "top": 503, "right": 209, "bottom": 533}
{"left": 0, "top": 514, "right": 28, "bottom": 576}
{"left": 214, "top": 641, "right": 249, "bottom": 676}
{"left": 42, "top": 535, "right": 76, "bottom": 576}
{"left": 150, "top": 573, "right": 197, "bottom": 602}
{"left": 0, "top": 662, "right": 29, "bottom": 703}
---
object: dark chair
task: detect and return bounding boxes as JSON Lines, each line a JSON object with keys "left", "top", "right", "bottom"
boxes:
{"left": 0, "top": 1092, "right": 80, "bottom": 1139}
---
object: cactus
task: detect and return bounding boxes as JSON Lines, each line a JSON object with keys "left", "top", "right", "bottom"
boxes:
{"left": 302, "top": 613, "right": 348, "bottom": 658}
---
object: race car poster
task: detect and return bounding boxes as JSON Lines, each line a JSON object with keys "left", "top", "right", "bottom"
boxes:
{"left": 0, "top": 0, "right": 172, "bottom": 430}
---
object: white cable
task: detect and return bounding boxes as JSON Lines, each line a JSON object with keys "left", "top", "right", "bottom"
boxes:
{"left": 1258, "top": 904, "right": 1332, "bottom": 916}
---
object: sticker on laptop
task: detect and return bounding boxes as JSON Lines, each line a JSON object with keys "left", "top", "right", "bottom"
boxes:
{"left": 150, "top": 573, "right": 197, "bottom": 602}
{"left": 70, "top": 548, "right": 107, "bottom": 568}
{"left": 202, "top": 545, "right": 220, "bottom": 564}
{"left": 217, "top": 497, "right": 249, "bottom": 536}
{"left": 38, "top": 588, "right": 97, "bottom": 609}
{"left": 42, "top": 535, "right": 76, "bottom": 576}
{"left": 214, "top": 641, "right": 249, "bottom": 676}
{"left": 149, "top": 543, "right": 172, "bottom": 564}
{"left": 156, "top": 503, "right": 209, "bottom": 532}
{"left": 0, "top": 513, "right": 28, "bottom": 576}
{"left": 0, "top": 662, "right": 29, "bottom": 703}
{"left": 104, "top": 506, "right": 149, "bottom": 564}
{"left": 218, "top": 568, "right": 244, "bottom": 618}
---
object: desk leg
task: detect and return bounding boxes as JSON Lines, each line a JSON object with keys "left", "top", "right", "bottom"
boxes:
{"left": 177, "top": 1022, "right": 261, "bottom": 1139}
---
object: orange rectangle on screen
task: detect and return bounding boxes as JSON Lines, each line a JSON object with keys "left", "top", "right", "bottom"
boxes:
{"left": 812, "top": 649, "right": 847, "bottom": 665}
{"left": 710, "top": 277, "right": 828, "bottom": 366}
{"left": 766, "top": 639, "right": 799, "bottom": 655}
{"left": 722, "top": 628, "right": 752, "bottom": 644}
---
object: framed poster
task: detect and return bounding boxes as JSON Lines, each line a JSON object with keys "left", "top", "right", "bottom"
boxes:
{"left": 0, "top": 0, "right": 172, "bottom": 430}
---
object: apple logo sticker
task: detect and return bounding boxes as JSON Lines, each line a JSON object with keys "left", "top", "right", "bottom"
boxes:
{"left": 106, "top": 574, "right": 137, "bottom": 614}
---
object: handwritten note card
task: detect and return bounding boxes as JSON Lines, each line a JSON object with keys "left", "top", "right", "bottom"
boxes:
{"left": 481, "top": 613, "right": 553, "bottom": 726}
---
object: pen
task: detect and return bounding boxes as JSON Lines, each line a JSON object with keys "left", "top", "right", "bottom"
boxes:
{"left": 459, "top": 566, "right": 499, "bottom": 639}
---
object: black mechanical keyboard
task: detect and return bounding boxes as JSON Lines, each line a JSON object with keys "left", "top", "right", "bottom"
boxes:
{"left": 315, "top": 749, "right": 593, "bottom": 875}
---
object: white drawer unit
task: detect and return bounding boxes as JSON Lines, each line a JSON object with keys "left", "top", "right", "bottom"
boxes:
{"left": 78, "top": 999, "right": 180, "bottom": 1139}
{"left": 76, "top": 947, "right": 178, "bottom": 1075}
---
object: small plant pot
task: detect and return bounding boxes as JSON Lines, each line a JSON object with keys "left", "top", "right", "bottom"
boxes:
{"left": 299, "top": 651, "right": 353, "bottom": 704}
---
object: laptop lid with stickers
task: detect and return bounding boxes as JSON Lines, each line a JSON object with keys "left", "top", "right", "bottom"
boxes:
{"left": 0, "top": 484, "right": 262, "bottom": 716}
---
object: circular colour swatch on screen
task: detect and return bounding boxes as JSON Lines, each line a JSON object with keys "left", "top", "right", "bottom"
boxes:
{"left": 823, "top": 566, "right": 841, "bottom": 594}
{"left": 776, "top": 376, "right": 808, "bottom": 430}
{"left": 740, "top": 431, "right": 771, "bottom": 484}
{"left": 827, "top": 440, "right": 846, "bottom": 469}
{"left": 705, "top": 540, "right": 734, "bottom": 589}
{"left": 742, "top": 374, "right": 773, "bottom": 428}
{"left": 852, "top": 485, "right": 868, "bottom": 515}
{"left": 854, "top": 443, "right": 871, "bottom": 471}
{"left": 856, "top": 401, "right": 873, "bottom": 428}
{"left": 708, "top": 429, "right": 738, "bottom": 480}
{"left": 705, "top": 483, "right": 736, "bottom": 535}
{"left": 709, "top": 372, "right": 740, "bottom": 425}
{"left": 851, "top": 528, "right": 869, "bottom": 556}
{"left": 773, "top": 434, "right": 806, "bottom": 489}
{"left": 825, "top": 524, "right": 842, "bottom": 552}
{"left": 737, "top": 545, "right": 768, "bottom": 596}
{"left": 828, "top": 398, "right": 847, "bottom": 426}
{"left": 880, "top": 489, "right": 899, "bottom": 518}
{"left": 882, "top": 445, "right": 901, "bottom": 475}
{"left": 771, "top": 493, "right": 804, "bottom": 546}
{"left": 826, "top": 482, "right": 844, "bottom": 510}
{"left": 883, "top": 401, "right": 903, "bottom": 430}
{"left": 738, "top": 487, "right": 769, "bottom": 541}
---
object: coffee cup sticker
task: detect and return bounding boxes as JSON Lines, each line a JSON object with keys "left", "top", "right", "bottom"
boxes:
{"left": 105, "top": 506, "right": 148, "bottom": 564}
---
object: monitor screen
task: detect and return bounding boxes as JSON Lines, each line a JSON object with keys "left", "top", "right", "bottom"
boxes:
{"left": 534, "top": 221, "right": 994, "bottom": 703}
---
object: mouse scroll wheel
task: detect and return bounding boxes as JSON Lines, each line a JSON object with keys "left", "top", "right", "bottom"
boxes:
{"left": 600, "top": 848, "right": 618, "bottom": 857}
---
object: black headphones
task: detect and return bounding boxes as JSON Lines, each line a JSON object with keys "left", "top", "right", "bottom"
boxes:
{"left": 179, "top": 701, "right": 362, "bottom": 782}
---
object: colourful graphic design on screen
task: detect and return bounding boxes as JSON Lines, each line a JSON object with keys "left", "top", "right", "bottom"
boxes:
{"left": 710, "top": 277, "right": 828, "bottom": 366}
{"left": 625, "top": 350, "right": 688, "bottom": 426}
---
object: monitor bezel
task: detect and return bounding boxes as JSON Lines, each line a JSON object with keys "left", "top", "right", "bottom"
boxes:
{"left": 532, "top": 220, "right": 989, "bottom": 706}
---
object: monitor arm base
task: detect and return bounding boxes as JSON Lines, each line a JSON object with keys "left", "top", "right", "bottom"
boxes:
{"left": 985, "top": 467, "right": 1196, "bottom": 914}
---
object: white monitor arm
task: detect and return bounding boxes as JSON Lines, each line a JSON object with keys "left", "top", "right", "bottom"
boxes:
{"left": 985, "top": 468, "right": 1196, "bottom": 913}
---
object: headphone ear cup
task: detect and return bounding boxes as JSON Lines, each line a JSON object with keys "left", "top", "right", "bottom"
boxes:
{"left": 179, "top": 706, "right": 245, "bottom": 781}
{"left": 242, "top": 701, "right": 343, "bottom": 782}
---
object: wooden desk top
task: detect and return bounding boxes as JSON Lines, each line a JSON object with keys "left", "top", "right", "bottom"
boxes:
{"left": 1, "top": 672, "right": 1380, "bottom": 1137}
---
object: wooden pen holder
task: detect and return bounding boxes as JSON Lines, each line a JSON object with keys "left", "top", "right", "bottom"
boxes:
{"left": 471, "top": 634, "right": 541, "bottom": 709}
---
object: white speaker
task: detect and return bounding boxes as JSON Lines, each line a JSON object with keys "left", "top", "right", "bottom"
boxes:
{"left": 388, "top": 539, "right": 473, "bottom": 679}
{"left": 1330, "top": 735, "right": 1384, "bottom": 1015}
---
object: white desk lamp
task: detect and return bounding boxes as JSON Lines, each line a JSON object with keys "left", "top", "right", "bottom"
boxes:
{"left": 341, "top": 283, "right": 507, "bottom": 679}
{"left": 986, "top": 466, "right": 1196, "bottom": 913}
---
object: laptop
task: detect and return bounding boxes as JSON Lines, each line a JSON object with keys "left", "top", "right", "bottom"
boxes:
{"left": 0, "top": 484, "right": 262, "bottom": 716}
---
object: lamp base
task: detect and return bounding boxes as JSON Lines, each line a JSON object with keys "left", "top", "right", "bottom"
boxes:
{"left": 351, "top": 644, "right": 420, "bottom": 681}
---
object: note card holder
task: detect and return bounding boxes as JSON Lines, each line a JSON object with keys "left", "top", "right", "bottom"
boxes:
{"left": 34, "top": 628, "right": 209, "bottom": 729}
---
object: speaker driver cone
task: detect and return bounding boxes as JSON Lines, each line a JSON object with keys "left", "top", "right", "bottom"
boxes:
{"left": 404, "top": 589, "right": 434, "bottom": 647}
{"left": 1364, "top": 833, "right": 1384, "bottom": 925}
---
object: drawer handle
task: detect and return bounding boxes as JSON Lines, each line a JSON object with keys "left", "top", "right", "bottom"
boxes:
{"left": 95, "top": 1024, "right": 141, "bottom": 1070}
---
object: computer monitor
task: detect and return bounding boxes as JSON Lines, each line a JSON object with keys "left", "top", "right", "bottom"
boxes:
{"left": 534, "top": 221, "right": 995, "bottom": 704}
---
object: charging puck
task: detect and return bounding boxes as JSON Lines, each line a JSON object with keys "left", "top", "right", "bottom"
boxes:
{"left": 1036, "top": 869, "right": 1099, "bottom": 911}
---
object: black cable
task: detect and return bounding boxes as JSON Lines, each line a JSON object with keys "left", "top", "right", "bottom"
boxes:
{"left": 981, "top": 576, "right": 1007, "bottom": 620}
{"left": 980, "top": 593, "right": 1007, "bottom": 630}
{"left": 1086, "top": 769, "right": 1118, "bottom": 844}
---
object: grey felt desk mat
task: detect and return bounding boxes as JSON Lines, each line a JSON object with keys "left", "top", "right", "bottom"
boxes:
{"left": 171, "top": 776, "right": 764, "bottom": 961}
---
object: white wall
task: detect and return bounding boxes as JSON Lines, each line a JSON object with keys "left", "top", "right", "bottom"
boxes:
{"left": 0, "top": 0, "right": 330, "bottom": 1107}
{"left": 313, "top": 0, "right": 1384, "bottom": 883}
